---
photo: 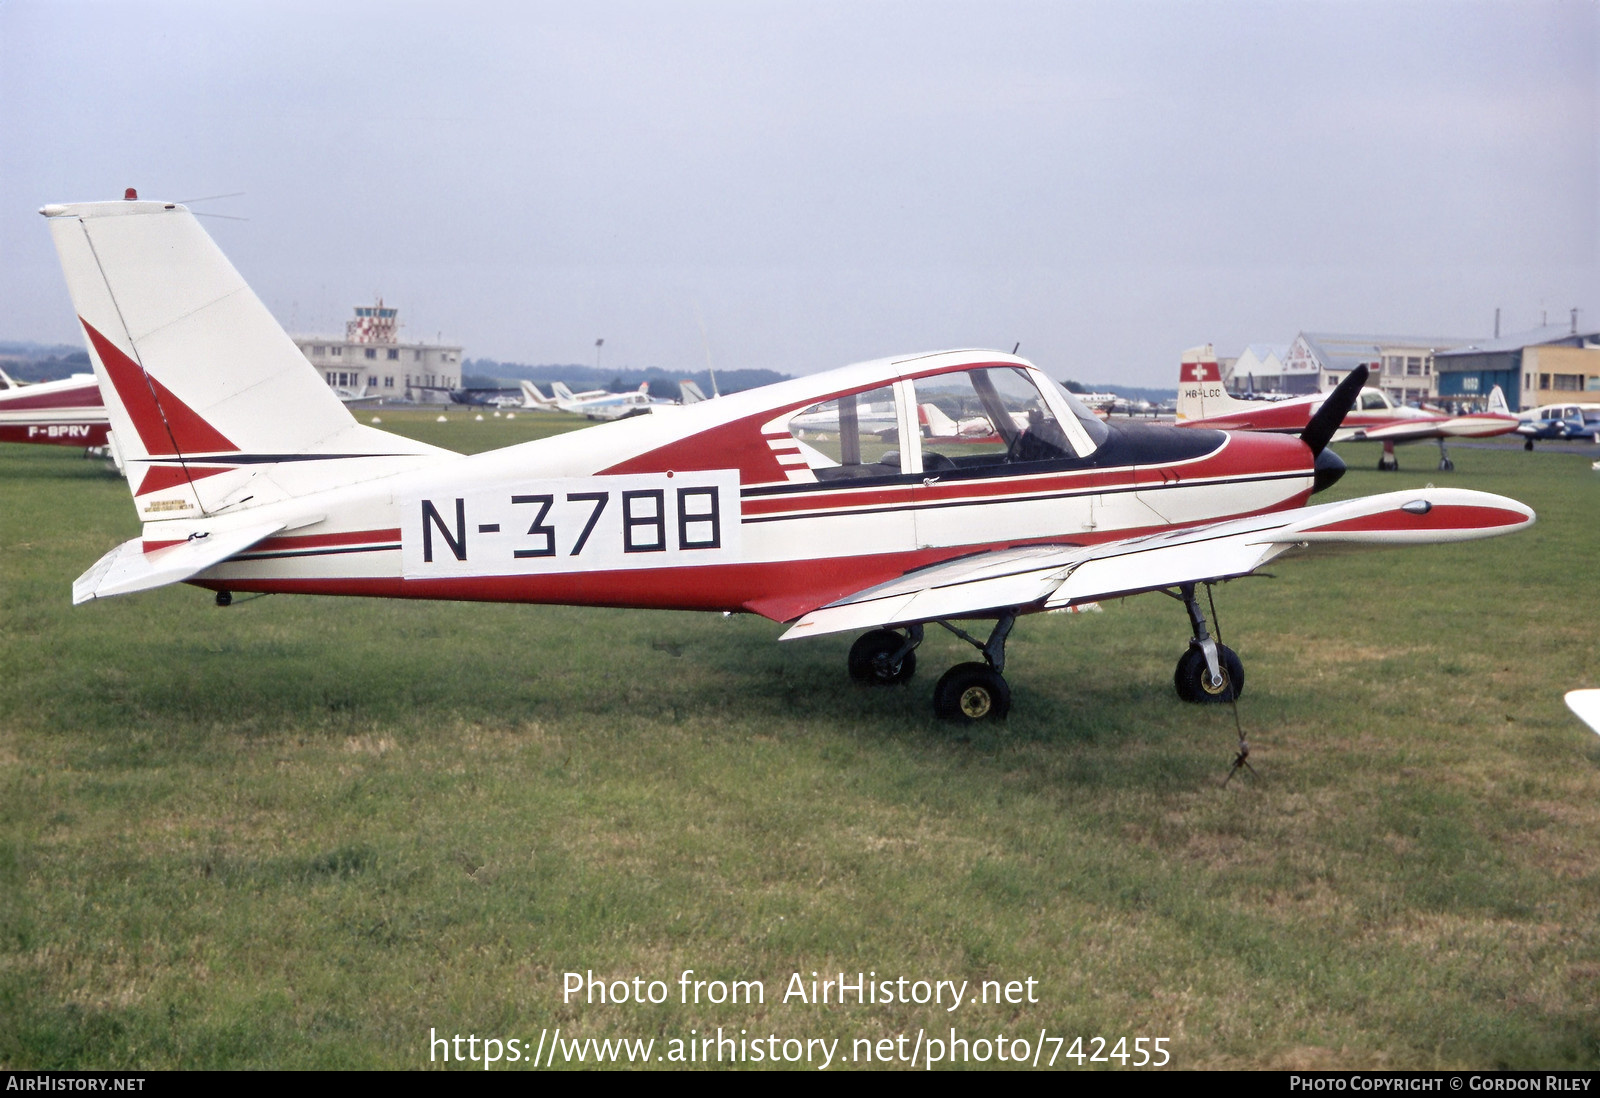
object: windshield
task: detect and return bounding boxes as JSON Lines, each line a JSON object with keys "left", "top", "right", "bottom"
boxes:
{"left": 1039, "top": 374, "right": 1109, "bottom": 450}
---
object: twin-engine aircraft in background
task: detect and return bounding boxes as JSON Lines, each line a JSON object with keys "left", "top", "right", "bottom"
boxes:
{"left": 0, "top": 366, "right": 110, "bottom": 449}
{"left": 44, "top": 198, "right": 1535, "bottom": 722}
{"left": 537, "top": 379, "right": 708, "bottom": 419}
{"left": 1176, "top": 347, "right": 1519, "bottom": 472}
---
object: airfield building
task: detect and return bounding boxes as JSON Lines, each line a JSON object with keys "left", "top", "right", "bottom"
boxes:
{"left": 1432, "top": 321, "right": 1600, "bottom": 413}
{"left": 1278, "top": 333, "right": 1474, "bottom": 405}
{"left": 293, "top": 302, "right": 462, "bottom": 404}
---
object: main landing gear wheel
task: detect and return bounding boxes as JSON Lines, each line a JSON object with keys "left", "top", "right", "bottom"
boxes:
{"left": 1438, "top": 457, "right": 1455, "bottom": 472}
{"left": 933, "top": 662, "right": 1011, "bottom": 722}
{"left": 1174, "top": 644, "right": 1244, "bottom": 703}
{"left": 848, "top": 628, "right": 917, "bottom": 685}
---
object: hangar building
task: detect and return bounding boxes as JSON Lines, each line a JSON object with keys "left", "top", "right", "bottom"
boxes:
{"left": 1433, "top": 322, "right": 1600, "bottom": 412}
{"left": 294, "top": 302, "right": 462, "bottom": 404}
{"left": 1276, "top": 332, "right": 1472, "bottom": 404}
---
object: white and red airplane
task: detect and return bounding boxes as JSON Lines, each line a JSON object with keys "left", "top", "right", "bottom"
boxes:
{"left": 1175, "top": 347, "right": 1519, "bottom": 472}
{"left": 43, "top": 198, "right": 1536, "bottom": 722}
{"left": 0, "top": 368, "right": 110, "bottom": 449}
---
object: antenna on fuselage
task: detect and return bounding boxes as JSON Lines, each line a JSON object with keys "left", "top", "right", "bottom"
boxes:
{"left": 693, "top": 301, "right": 721, "bottom": 398}
{"left": 1012, "top": 342, "right": 1020, "bottom": 355}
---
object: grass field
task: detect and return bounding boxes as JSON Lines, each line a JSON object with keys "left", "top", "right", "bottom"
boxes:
{"left": 2, "top": 421, "right": 1598, "bottom": 1070}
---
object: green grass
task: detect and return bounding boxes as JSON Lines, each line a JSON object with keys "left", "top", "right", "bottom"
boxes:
{"left": 1, "top": 434, "right": 1598, "bottom": 1069}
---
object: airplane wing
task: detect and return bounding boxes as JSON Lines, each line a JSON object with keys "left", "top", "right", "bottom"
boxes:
{"left": 780, "top": 488, "right": 1534, "bottom": 640}
{"left": 72, "top": 521, "right": 288, "bottom": 604}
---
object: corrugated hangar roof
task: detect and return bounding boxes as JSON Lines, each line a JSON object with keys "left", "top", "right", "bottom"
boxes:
{"left": 1298, "top": 332, "right": 1472, "bottom": 370}
{"left": 1436, "top": 324, "right": 1600, "bottom": 357}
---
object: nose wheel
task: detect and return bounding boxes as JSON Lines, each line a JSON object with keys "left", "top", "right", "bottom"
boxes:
{"left": 1174, "top": 643, "right": 1243, "bottom": 702}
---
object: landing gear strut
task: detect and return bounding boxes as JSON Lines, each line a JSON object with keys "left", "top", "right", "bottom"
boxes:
{"left": 1169, "top": 583, "right": 1243, "bottom": 703}
{"left": 1169, "top": 583, "right": 1255, "bottom": 781}
{"left": 845, "top": 614, "right": 1015, "bottom": 721}
{"left": 1436, "top": 438, "right": 1454, "bottom": 473}
{"left": 1378, "top": 441, "right": 1399, "bottom": 471}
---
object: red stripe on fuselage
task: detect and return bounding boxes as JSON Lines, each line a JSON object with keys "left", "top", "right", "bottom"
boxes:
{"left": 181, "top": 495, "right": 1307, "bottom": 623}
{"left": 143, "top": 527, "right": 402, "bottom": 555}
{"left": 0, "top": 384, "right": 102, "bottom": 411}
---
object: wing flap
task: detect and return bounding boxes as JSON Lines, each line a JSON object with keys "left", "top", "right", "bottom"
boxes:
{"left": 73, "top": 520, "right": 286, "bottom": 604}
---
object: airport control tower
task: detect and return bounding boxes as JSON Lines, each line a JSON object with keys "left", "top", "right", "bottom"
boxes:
{"left": 294, "top": 301, "right": 462, "bottom": 403}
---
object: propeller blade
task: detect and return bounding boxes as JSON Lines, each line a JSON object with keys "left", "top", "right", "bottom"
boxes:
{"left": 1302, "top": 364, "right": 1369, "bottom": 458}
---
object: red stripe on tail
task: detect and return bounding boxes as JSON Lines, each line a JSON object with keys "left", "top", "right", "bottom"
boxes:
{"left": 80, "top": 318, "right": 238, "bottom": 456}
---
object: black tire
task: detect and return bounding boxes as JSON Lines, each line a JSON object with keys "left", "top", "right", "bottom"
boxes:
{"left": 933, "top": 662, "right": 1011, "bottom": 722}
{"left": 848, "top": 629, "right": 916, "bottom": 685}
{"left": 1174, "top": 645, "right": 1244, "bottom": 704}
{"left": 1438, "top": 458, "right": 1455, "bottom": 472}
{"left": 1524, "top": 439, "right": 1534, "bottom": 451}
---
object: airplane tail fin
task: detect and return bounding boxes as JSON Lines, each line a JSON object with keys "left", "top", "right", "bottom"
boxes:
{"left": 919, "top": 401, "right": 958, "bottom": 437}
{"left": 42, "top": 199, "right": 451, "bottom": 522}
{"left": 679, "top": 380, "right": 706, "bottom": 404}
{"left": 1176, "top": 345, "right": 1237, "bottom": 421}
{"left": 1487, "top": 385, "right": 1510, "bottom": 416}
{"left": 0, "top": 367, "right": 21, "bottom": 390}
{"left": 520, "top": 380, "right": 553, "bottom": 407}
{"left": 551, "top": 381, "right": 576, "bottom": 401}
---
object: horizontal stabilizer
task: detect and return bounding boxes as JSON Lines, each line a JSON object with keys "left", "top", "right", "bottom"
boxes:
{"left": 72, "top": 521, "right": 285, "bottom": 604}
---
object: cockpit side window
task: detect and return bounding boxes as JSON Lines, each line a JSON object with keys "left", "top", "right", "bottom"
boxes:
{"left": 786, "top": 386, "right": 904, "bottom": 480}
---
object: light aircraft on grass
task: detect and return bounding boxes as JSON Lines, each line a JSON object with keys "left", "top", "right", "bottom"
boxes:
{"left": 1515, "top": 403, "right": 1600, "bottom": 450}
{"left": 534, "top": 378, "right": 709, "bottom": 418}
{"left": 0, "top": 368, "right": 110, "bottom": 449}
{"left": 45, "top": 197, "right": 1536, "bottom": 723}
{"left": 1176, "top": 347, "right": 1519, "bottom": 472}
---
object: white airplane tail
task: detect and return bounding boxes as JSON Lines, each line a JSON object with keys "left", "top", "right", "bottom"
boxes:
{"left": 1487, "top": 385, "right": 1509, "bottom": 416}
{"left": 919, "top": 401, "right": 958, "bottom": 437}
{"left": 1175, "top": 345, "right": 1247, "bottom": 422}
{"left": 42, "top": 199, "right": 451, "bottom": 522}
{"left": 679, "top": 380, "right": 707, "bottom": 405}
{"left": 551, "top": 381, "right": 577, "bottom": 402}
{"left": 520, "top": 380, "right": 555, "bottom": 408}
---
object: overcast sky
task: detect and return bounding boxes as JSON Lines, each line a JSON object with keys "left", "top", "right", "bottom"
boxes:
{"left": 1, "top": 0, "right": 1595, "bottom": 387}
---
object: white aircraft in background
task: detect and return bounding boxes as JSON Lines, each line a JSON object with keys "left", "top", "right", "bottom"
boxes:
{"left": 44, "top": 196, "right": 1535, "bottom": 725}
{"left": 534, "top": 380, "right": 710, "bottom": 419}
{"left": 518, "top": 381, "right": 559, "bottom": 409}
{"left": 1176, "top": 347, "right": 1519, "bottom": 472}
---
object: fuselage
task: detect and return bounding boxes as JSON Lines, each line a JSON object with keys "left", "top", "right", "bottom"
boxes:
{"left": 0, "top": 373, "right": 109, "bottom": 447}
{"left": 143, "top": 351, "right": 1321, "bottom": 622}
